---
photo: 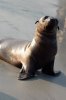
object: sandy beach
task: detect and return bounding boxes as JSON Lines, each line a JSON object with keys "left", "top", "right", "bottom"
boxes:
{"left": 0, "top": 0, "right": 66, "bottom": 100}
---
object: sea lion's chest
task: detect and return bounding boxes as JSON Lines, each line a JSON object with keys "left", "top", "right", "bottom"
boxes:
{"left": 31, "top": 38, "right": 57, "bottom": 65}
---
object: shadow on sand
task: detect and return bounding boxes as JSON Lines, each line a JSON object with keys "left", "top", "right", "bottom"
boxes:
{"left": 0, "top": 92, "right": 17, "bottom": 100}
{"left": 30, "top": 71, "right": 66, "bottom": 87}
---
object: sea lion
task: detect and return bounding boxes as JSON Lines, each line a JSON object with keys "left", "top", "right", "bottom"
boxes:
{"left": 0, "top": 16, "right": 61, "bottom": 80}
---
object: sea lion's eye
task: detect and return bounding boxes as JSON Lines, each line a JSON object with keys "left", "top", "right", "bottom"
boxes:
{"left": 44, "top": 16, "right": 49, "bottom": 20}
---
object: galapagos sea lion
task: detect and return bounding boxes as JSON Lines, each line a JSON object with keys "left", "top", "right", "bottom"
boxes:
{"left": 0, "top": 16, "right": 61, "bottom": 80}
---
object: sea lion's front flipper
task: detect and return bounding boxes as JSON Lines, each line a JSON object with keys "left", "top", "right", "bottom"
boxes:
{"left": 18, "top": 63, "right": 35, "bottom": 80}
{"left": 42, "top": 59, "right": 61, "bottom": 76}
{"left": 18, "top": 72, "right": 35, "bottom": 80}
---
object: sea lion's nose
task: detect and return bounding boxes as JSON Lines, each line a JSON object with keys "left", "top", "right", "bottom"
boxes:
{"left": 50, "top": 18, "right": 58, "bottom": 25}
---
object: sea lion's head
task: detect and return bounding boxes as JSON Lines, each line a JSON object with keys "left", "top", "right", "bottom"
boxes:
{"left": 35, "top": 16, "right": 59, "bottom": 36}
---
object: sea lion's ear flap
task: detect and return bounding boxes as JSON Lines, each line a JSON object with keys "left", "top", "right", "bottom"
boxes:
{"left": 58, "top": 26, "right": 59, "bottom": 30}
{"left": 35, "top": 20, "right": 39, "bottom": 24}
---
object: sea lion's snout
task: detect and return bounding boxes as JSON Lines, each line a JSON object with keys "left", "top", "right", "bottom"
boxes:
{"left": 52, "top": 18, "right": 59, "bottom": 30}
{"left": 42, "top": 16, "right": 59, "bottom": 31}
{"left": 50, "top": 18, "right": 58, "bottom": 26}
{"left": 41, "top": 16, "right": 58, "bottom": 24}
{"left": 47, "top": 18, "right": 59, "bottom": 31}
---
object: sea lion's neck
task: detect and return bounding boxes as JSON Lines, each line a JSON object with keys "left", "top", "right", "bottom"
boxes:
{"left": 30, "top": 32, "right": 45, "bottom": 48}
{"left": 34, "top": 31, "right": 56, "bottom": 44}
{"left": 30, "top": 31, "right": 56, "bottom": 48}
